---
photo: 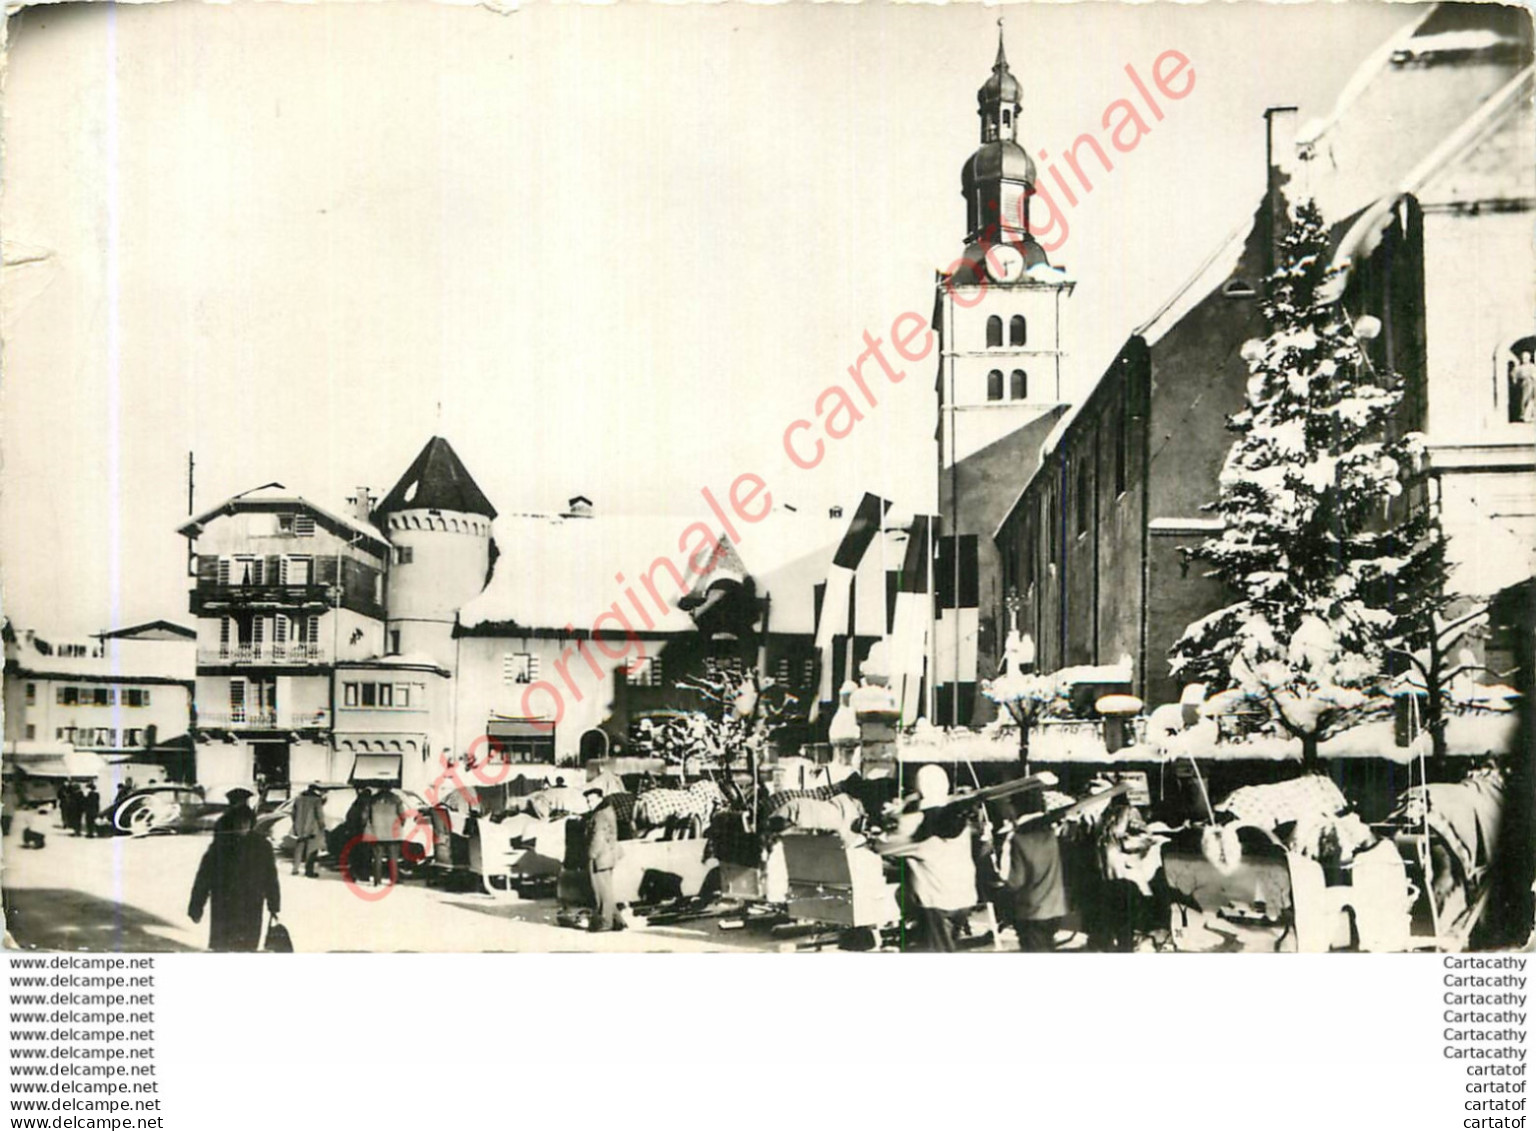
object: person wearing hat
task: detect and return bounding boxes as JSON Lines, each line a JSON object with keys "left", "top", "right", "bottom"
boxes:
{"left": 585, "top": 791, "right": 624, "bottom": 932}
{"left": 290, "top": 783, "right": 327, "bottom": 878}
{"left": 214, "top": 786, "right": 257, "bottom": 834}
{"left": 872, "top": 765, "right": 979, "bottom": 952}
{"left": 188, "top": 803, "right": 282, "bottom": 951}
{"left": 1003, "top": 789, "right": 1066, "bottom": 952}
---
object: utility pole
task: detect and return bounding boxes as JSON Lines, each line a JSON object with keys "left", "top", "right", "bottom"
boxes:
{"left": 186, "top": 451, "right": 196, "bottom": 577}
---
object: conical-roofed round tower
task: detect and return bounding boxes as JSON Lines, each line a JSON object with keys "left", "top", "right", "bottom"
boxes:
{"left": 373, "top": 436, "right": 496, "bottom": 671}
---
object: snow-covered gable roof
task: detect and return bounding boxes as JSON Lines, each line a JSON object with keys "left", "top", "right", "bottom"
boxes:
{"left": 178, "top": 485, "right": 388, "bottom": 553}
{"left": 457, "top": 508, "right": 903, "bottom": 639}
{"left": 1330, "top": 64, "right": 1534, "bottom": 281}
{"left": 97, "top": 620, "right": 195, "bottom": 641}
{"left": 1299, "top": 3, "right": 1531, "bottom": 224}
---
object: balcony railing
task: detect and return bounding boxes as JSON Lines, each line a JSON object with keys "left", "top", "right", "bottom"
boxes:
{"left": 198, "top": 644, "right": 327, "bottom": 666}
{"left": 197, "top": 707, "right": 331, "bottom": 731}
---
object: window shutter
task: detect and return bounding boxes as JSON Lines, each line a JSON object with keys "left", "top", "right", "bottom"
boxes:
{"left": 295, "top": 513, "right": 315, "bottom": 536}
{"left": 230, "top": 680, "right": 246, "bottom": 719}
{"left": 217, "top": 557, "right": 231, "bottom": 586}
{"left": 273, "top": 615, "right": 288, "bottom": 645}
{"left": 306, "top": 616, "right": 320, "bottom": 646}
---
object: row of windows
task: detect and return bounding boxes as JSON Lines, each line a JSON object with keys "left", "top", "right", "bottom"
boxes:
{"left": 219, "top": 615, "right": 322, "bottom": 649}
{"left": 986, "top": 370, "right": 1029, "bottom": 401}
{"left": 217, "top": 555, "right": 314, "bottom": 587}
{"left": 341, "top": 681, "right": 425, "bottom": 708}
{"left": 985, "top": 315, "right": 1028, "bottom": 349}
{"left": 47, "top": 685, "right": 154, "bottom": 707}
{"left": 51, "top": 725, "right": 149, "bottom": 747}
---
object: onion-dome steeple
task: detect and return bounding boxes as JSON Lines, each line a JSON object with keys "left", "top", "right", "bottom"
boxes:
{"left": 959, "top": 24, "right": 1040, "bottom": 253}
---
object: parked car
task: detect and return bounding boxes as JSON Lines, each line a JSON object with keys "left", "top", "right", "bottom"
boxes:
{"left": 109, "top": 785, "right": 228, "bottom": 837}
{"left": 255, "top": 784, "right": 436, "bottom": 870}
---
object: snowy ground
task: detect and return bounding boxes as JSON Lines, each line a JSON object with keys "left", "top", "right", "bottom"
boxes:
{"left": 1, "top": 820, "right": 769, "bottom": 954}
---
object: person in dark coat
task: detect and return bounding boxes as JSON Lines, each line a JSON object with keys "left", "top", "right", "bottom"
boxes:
{"left": 188, "top": 806, "right": 281, "bottom": 952}
{"left": 55, "top": 783, "right": 72, "bottom": 832}
{"left": 81, "top": 784, "right": 101, "bottom": 838}
{"left": 290, "top": 783, "right": 327, "bottom": 878}
{"left": 61, "top": 783, "right": 82, "bottom": 835}
{"left": 344, "top": 787, "right": 373, "bottom": 840}
{"left": 586, "top": 795, "right": 623, "bottom": 932}
{"left": 1004, "top": 792, "right": 1067, "bottom": 953}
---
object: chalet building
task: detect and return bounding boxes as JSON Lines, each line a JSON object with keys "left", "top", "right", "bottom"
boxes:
{"left": 452, "top": 502, "right": 901, "bottom": 764}
{"left": 178, "top": 487, "right": 391, "bottom": 795}
{"left": 995, "top": 2, "right": 1534, "bottom": 710}
{"left": 932, "top": 33, "right": 1078, "bottom": 727}
{"left": 2, "top": 621, "right": 196, "bottom": 797}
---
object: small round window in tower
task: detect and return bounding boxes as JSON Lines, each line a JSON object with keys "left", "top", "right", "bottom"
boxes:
{"left": 986, "top": 316, "right": 1003, "bottom": 349}
{"left": 1010, "top": 370, "right": 1027, "bottom": 399}
{"left": 1010, "top": 315, "right": 1027, "bottom": 346}
{"left": 987, "top": 370, "right": 1004, "bottom": 401}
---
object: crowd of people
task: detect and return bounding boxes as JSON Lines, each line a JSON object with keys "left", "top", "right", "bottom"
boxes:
{"left": 182, "top": 781, "right": 417, "bottom": 950}
{"left": 51, "top": 780, "right": 116, "bottom": 838}
{"left": 861, "top": 765, "right": 1160, "bottom": 953}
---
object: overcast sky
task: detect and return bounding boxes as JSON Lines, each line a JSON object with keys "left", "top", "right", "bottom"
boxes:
{"left": 0, "top": 0, "right": 1419, "bottom": 636}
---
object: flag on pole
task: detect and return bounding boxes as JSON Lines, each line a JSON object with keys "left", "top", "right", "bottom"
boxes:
{"left": 811, "top": 493, "right": 889, "bottom": 720}
{"left": 889, "top": 514, "right": 933, "bottom": 723}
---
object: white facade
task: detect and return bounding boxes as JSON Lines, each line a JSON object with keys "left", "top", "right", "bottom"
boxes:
{"left": 938, "top": 276, "right": 1075, "bottom": 469}
{"left": 380, "top": 506, "right": 492, "bottom": 671}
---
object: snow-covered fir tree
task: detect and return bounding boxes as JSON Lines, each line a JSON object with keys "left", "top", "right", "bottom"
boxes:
{"left": 1171, "top": 199, "right": 1440, "bottom": 770}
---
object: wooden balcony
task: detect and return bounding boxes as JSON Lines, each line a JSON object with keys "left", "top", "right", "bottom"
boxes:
{"left": 190, "top": 583, "right": 333, "bottom": 614}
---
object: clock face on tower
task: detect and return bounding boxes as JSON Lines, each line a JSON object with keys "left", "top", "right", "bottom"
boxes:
{"left": 985, "top": 242, "right": 1025, "bottom": 283}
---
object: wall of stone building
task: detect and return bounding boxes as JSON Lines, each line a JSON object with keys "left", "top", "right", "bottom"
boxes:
{"left": 1144, "top": 239, "right": 1270, "bottom": 529}
{"left": 1423, "top": 209, "right": 1535, "bottom": 442}
{"left": 997, "top": 343, "right": 1148, "bottom": 693}
{"left": 1143, "top": 529, "right": 1231, "bottom": 711}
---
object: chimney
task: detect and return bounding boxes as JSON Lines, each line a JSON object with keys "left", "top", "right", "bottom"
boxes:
{"left": 829, "top": 505, "right": 844, "bottom": 519}
{"left": 348, "top": 487, "right": 375, "bottom": 522}
{"left": 1264, "top": 107, "right": 1299, "bottom": 276}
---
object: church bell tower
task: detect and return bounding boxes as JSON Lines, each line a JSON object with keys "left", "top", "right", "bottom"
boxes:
{"left": 932, "top": 27, "right": 1076, "bottom": 727}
